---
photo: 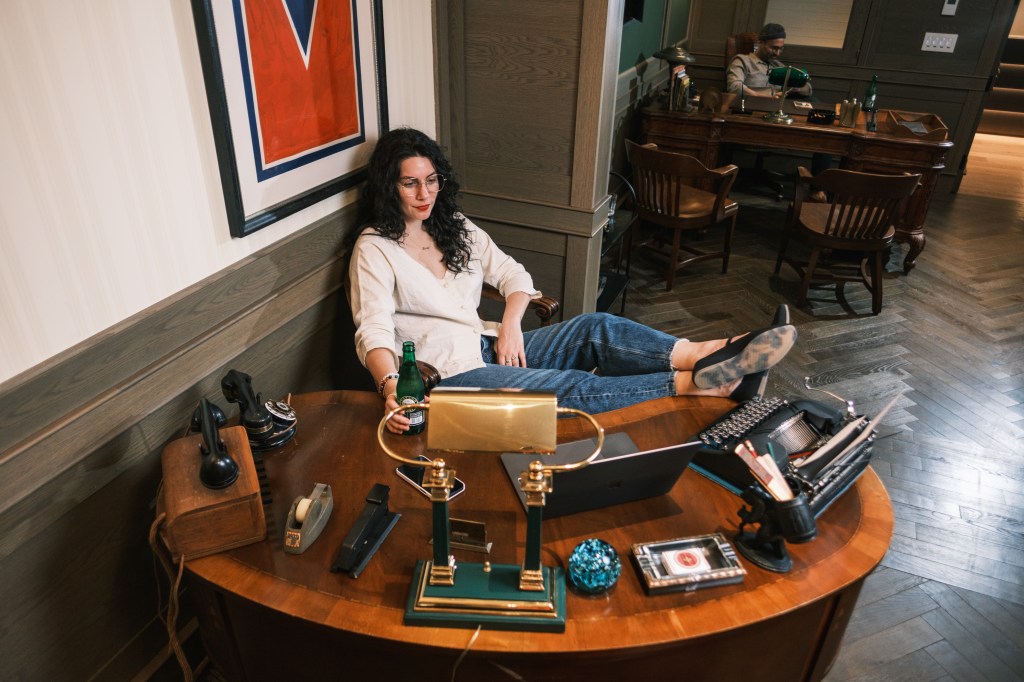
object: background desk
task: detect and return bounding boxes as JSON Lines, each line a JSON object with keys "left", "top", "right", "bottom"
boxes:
{"left": 185, "top": 391, "right": 893, "bottom": 681}
{"left": 642, "top": 107, "right": 954, "bottom": 273}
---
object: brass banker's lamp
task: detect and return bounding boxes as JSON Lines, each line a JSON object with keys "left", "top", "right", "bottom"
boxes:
{"left": 763, "top": 65, "right": 810, "bottom": 125}
{"left": 653, "top": 45, "right": 696, "bottom": 112}
{"left": 377, "top": 388, "right": 604, "bottom": 632}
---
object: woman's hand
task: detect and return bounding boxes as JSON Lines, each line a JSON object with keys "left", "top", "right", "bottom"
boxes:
{"left": 383, "top": 392, "right": 409, "bottom": 434}
{"left": 384, "top": 392, "right": 430, "bottom": 434}
{"left": 495, "top": 319, "right": 527, "bottom": 367}
{"left": 495, "top": 291, "right": 531, "bottom": 367}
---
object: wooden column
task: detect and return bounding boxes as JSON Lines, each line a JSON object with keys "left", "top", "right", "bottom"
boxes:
{"left": 436, "top": 0, "right": 623, "bottom": 318}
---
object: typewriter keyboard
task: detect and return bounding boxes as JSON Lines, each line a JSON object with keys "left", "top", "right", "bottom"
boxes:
{"left": 697, "top": 397, "right": 787, "bottom": 450}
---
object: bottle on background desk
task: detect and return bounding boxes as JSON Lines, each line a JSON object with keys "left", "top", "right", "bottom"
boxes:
{"left": 863, "top": 75, "right": 879, "bottom": 132}
{"left": 397, "top": 341, "right": 426, "bottom": 435}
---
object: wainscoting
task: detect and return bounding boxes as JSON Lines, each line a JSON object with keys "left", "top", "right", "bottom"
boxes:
{"left": 0, "top": 206, "right": 356, "bottom": 680}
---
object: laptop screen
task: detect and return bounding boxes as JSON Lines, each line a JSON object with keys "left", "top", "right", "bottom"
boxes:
{"left": 500, "top": 432, "right": 702, "bottom": 518}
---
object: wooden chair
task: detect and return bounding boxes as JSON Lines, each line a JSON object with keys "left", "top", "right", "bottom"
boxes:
{"left": 725, "top": 32, "right": 758, "bottom": 67}
{"left": 625, "top": 139, "right": 738, "bottom": 291}
{"left": 774, "top": 167, "right": 921, "bottom": 315}
{"left": 724, "top": 32, "right": 786, "bottom": 200}
{"left": 483, "top": 282, "right": 560, "bottom": 328}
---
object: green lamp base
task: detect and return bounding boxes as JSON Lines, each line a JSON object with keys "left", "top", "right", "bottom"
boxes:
{"left": 404, "top": 560, "right": 566, "bottom": 632}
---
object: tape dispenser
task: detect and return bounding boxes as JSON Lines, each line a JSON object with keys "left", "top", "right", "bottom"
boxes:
{"left": 284, "top": 483, "right": 333, "bottom": 554}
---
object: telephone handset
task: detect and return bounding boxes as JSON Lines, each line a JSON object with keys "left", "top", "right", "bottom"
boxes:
{"left": 221, "top": 369, "right": 297, "bottom": 450}
{"left": 190, "top": 399, "right": 226, "bottom": 432}
{"left": 196, "top": 398, "right": 239, "bottom": 489}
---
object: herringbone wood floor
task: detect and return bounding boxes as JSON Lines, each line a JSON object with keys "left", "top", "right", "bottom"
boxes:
{"left": 619, "top": 133, "right": 1024, "bottom": 681}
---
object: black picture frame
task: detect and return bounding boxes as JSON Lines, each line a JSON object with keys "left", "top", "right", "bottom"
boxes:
{"left": 190, "top": 0, "right": 389, "bottom": 238}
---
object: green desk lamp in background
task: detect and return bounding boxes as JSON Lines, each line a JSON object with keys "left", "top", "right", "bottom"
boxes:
{"left": 764, "top": 66, "right": 810, "bottom": 125}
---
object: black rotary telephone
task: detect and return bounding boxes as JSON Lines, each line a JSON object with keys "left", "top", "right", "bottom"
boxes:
{"left": 220, "top": 369, "right": 298, "bottom": 450}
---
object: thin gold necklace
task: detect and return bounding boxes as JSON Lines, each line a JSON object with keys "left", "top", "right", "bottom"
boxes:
{"left": 402, "top": 230, "right": 433, "bottom": 250}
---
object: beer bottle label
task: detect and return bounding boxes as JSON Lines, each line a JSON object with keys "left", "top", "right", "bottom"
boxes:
{"left": 401, "top": 396, "right": 424, "bottom": 426}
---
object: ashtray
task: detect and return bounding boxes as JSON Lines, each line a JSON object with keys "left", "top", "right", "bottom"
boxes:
{"left": 631, "top": 533, "right": 746, "bottom": 594}
{"left": 807, "top": 108, "right": 836, "bottom": 125}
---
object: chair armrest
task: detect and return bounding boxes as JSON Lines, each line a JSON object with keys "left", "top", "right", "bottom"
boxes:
{"left": 481, "top": 283, "right": 560, "bottom": 327}
{"left": 707, "top": 164, "right": 740, "bottom": 217}
{"left": 416, "top": 361, "right": 441, "bottom": 393}
{"left": 793, "top": 166, "right": 814, "bottom": 208}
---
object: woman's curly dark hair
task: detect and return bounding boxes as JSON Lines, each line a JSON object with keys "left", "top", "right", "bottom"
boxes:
{"left": 350, "top": 127, "right": 472, "bottom": 273}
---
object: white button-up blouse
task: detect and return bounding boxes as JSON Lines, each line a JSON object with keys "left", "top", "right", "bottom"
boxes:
{"left": 349, "top": 217, "right": 540, "bottom": 379}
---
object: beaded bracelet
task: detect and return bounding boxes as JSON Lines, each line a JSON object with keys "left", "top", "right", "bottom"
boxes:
{"left": 378, "top": 372, "right": 400, "bottom": 398}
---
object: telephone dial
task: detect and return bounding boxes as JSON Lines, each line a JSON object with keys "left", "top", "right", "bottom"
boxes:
{"left": 187, "top": 369, "right": 298, "bottom": 451}
{"left": 221, "top": 369, "right": 297, "bottom": 450}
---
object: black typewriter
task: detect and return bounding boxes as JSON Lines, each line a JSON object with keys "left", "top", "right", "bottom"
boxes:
{"left": 691, "top": 390, "right": 881, "bottom": 517}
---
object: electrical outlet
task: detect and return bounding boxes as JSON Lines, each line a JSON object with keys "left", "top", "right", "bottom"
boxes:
{"left": 941, "top": 0, "right": 959, "bottom": 16}
{"left": 922, "top": 32, "right": 958, "bottom": 53}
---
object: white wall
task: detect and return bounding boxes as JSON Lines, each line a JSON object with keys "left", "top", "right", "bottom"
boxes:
{"left": 0, "top": 0, "right": 435, "bottom": 384}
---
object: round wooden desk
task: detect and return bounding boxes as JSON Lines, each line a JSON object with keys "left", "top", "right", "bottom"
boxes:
{"left": 185, "top": 391, "right": 893, "bottom": 681}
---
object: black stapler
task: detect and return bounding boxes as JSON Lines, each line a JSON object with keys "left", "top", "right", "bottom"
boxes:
{"left": 331, "top": 483, "right": 400, "bottom": 578}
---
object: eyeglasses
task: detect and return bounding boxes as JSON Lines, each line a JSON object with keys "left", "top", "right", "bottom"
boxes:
{"left": 397, "top": 174, "right": 445, "bottom": 196}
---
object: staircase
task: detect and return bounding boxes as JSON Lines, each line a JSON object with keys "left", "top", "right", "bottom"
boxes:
{"left": 979, "top": 36, "right": 1024, "bottom": 137}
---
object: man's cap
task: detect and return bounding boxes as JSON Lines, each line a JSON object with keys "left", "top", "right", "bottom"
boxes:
{"left": 758, "top": 23, "right": 787, "bottom": 41}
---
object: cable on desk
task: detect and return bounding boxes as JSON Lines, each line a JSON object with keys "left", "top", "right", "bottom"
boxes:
{"left": 450, "top": 625, "right": 482, "bottom": 681}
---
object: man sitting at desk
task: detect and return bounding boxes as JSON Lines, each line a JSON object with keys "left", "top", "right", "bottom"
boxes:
{"left": 726, "top": 22, "right": 828, "bottom": 199}
{"left": 726, "top": 23, "right": 811, "bottom": 99}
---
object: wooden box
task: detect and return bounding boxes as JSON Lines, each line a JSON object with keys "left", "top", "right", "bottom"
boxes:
{"left": 881, "top": 110, "right": 948, "bottom": 141}
{"left": 156, "top": 426, "right": 266, "bottom": 561}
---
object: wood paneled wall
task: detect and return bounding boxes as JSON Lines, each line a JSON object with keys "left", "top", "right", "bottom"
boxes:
{"left": 0, "top": 208, "right": 355, "bottom": 679}
{"left": 436, "top": 0, "right": 622, "bottom": 315}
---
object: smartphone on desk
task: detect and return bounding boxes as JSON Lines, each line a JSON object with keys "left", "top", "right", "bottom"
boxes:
{"left": 396, "top": 455, "right": 466, "bottom": 500}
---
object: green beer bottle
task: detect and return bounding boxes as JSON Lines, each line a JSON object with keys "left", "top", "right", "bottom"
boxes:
{"left": 396, "top": 341, "right": 426, "bottom": 435}
{"left": 863, "top": 75, "right": 879, "bottom": 131}
{"left": 863, "top": 75, "right": 878, "bottom": 111}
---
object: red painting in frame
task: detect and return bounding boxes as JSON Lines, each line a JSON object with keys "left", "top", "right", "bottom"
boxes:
{"left": 191, "top": 0, "right": 388, "bottom": 237}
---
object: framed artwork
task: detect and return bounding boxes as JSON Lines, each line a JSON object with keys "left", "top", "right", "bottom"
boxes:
{"left": 191, "top": 0, "right": 389, "bottom": 237}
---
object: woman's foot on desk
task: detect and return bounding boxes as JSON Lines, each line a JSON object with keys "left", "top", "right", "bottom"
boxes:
{"left": 669, "top": 306, "right": 795, "bottom": 395}
{"left": 687, "top": 324, "right": 796, "bottom": 390}
{"left": 724, "top": 304, "right": 792, "bottom": 401}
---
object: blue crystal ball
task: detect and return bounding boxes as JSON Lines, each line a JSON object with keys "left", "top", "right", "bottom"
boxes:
{"left": 567, "top": 538, "right": 622, "bottom": 594}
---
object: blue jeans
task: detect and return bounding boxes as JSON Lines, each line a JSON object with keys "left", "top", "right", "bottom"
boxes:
{"left": 440, "top": 313, "right": 678, "bottom": 414}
